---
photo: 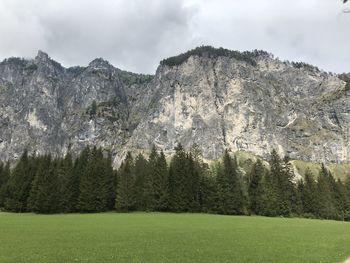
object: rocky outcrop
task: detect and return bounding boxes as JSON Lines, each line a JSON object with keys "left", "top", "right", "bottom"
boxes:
{"left": 0, "top": 47, "right": 349, "bottom": 165}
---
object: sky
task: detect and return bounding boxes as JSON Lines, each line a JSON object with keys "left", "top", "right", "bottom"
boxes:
{"left": 0, "top": 0, "right": 349, "bottom": 74}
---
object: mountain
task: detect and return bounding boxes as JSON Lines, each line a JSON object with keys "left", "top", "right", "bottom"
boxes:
{"left": 0, "top": 46, "right": 349, "bottom": 165}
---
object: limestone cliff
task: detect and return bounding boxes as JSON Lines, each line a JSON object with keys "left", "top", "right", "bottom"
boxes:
{"left": 0, "top": 47, "right": 349, "bottom": 165}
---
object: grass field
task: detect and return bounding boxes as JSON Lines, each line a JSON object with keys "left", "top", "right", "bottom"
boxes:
{"left": 0, "top": 213, "right": 350, "bottom": 263}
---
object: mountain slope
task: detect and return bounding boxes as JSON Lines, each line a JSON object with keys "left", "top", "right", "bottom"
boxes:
{"left": 0, "top": 46, "right": 349, "bottom": 165}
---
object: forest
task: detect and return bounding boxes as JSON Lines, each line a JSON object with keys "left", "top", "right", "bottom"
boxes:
{"left": 0, "top": 144, "right": 350, "bottom": 221}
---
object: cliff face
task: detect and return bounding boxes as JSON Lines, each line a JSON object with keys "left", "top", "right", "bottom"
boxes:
{"left": 0, "top": 48, "right": 349, "bottom": 165}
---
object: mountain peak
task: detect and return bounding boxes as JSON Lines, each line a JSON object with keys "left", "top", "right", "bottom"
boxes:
{"left": 88, "top": 58, "right": 112, "bottom": 69}
{"left": 35, "top": 50, "right": 50, "bottom": 61}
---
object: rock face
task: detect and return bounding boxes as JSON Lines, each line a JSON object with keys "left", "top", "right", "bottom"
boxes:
{"left": 0, "top": 47, "right": 349, "bottom": 165}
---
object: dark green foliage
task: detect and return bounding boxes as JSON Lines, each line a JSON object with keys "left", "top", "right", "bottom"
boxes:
{"left": 291, "top": 62, "right": 320, "bottom": 72}
{"left": 78, "top": 147, "right": 114, "bottom": 212}
{"left": 168, "top": 144, "right": 188, "bottom": 212}
{"left": 1, "top": 146, "right": 350, "bottom": 222}
{"left": 134, "top": 153, "right": 150, "bottom": 210}
{"left": 150, "top": 149, "right": 169, "bottom": 211}
{"left": 28, "top": 155, "right": 59, "bottom": 214}
{"left": 300, "top": 168, "right": 319, "bottom": 215}
{"left": 0, "top": 162, "right": 10, "bottom": 207}
{"left": 118, "top": 70, "right": 153, "bottom": 86}
{"left": 248, "top": 159, "right": 266, "bottom": 215}
{"left": 115, "top": 152, "right": 136, "bottom": 211}
{"left": 216, "top": 150, "right": 246, "bottom": 215}
{"left": 4, "top": 150, "right": 37, "bottom": 212}
{"left": 338, "top": 73, "right": 350, "bottom": 91}
{"left": 160, "top": 46, "right": 261, "bottom": 67}
{"left": 90, "top": 100, "right": 97, "bottom": 116}
{"left": 57, "top": 153, "right": 76, "bottom": 212}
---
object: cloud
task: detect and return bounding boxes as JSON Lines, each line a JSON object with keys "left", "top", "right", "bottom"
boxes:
{"left": 0, "top": 0, "right": 199, "bottom": 73}
{"left": 0, "top": 0, "right": 349, "bottom": 73}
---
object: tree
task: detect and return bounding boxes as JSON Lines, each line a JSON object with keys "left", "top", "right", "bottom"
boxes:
{"left": 115, "top": 152, "right": 136, "bottom": 211}
{"left": 4, "top": 150, "right": 37, "bottom": 212}
{"left": 28, "top": 155, "right": 59, "bottom": 213}
{"left": 317, "top": 164, "right": 337, "bottom": 219}
{"left": 300, "top": 168, "right": 318, "bottom": 216}
{"left": 268, "top": 151, "right": 296, "bottom": 216}
{"left": 57, "top": 153, "right": 76, "bottom": 212}
{"left": 152, "top": 150, "right": 169, "bottom": 211}
{"left": 168, "top": 144, "right": 188, "bottom": 212}
{"left": 216, "top": 150, "right": 246, "bottom": 215}
{"left": 0, "top": 162, "right": 10, "bottom": 208}
{"left": 134, "top": 153, "right": 150, "bottom": 210}
{"left": 248, "top": 159, "right": 266, "bottom": 215}
{"left": 77, "top": 146, "right": 98, "bottom": 212}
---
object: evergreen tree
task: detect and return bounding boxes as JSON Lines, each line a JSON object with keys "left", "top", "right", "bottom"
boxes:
{"left": 115, "top": 152, "right": 136, "bottom": 211}
{"left": 77, "top": 147, "right": 98, "bottom": 212}
{"left": 300, "top": 168, "right": 318, "bottom": 216}
{"left": 28, "top": 155, "right": 59, "bottom": 213}
{"left": 248, "top": 159, "right": 266, "bottom": 215}
{"left": 134, "top": 153, "right": 149, "bottom": 210}
{"left": 57, "top": 153, "right": 75, "bottom": 212}
{"left": 72, "top": 147, "right": 90, "bottom": 211}
{"left": 153, "top": 150, "right": 169, "bottom": 211}
{"left": 216, "top": 150, "right": 245, "bottom": 215}
{"left": 168, "top": 144, "right": 188, "bottom": 212}
{"left": 317, "top": 164, "right": 337, "bottom": 219}
{"left": 262, "top": 170, "right": 278, "bottom": 217}
{"left": 4, "top": 150, "right": 37, "bottom": 212}
{"left": 0, "top": 161, "right": 10, "bottom": 208}
{"left": 268, "top": 151, "right": 295, "bottom": 216}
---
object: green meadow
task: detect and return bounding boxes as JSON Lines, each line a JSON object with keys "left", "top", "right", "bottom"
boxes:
{"left": 0, "top": 212, "right": 350, "bottom": 263}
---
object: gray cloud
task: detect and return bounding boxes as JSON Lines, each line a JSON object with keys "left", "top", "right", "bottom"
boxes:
{"left": 0, "top": 0, "right": 349, "bottom": 73}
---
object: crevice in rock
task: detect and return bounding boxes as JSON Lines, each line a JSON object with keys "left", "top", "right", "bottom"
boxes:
{"left": 210, "top": 59, "right": 227, "bottom": 146}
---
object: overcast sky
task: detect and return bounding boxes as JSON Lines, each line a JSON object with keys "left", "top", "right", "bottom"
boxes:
{"left": 0, "top": 0, "right": 349, "bottom": 74}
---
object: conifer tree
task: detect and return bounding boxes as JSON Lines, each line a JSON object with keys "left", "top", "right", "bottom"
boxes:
{"left": 168, "top": 144, "right": 188, "bottom": 212}
{"left": 28, "top": 155, "right": 59, "bottom": 213}
{"left": 317, "top": 164, "right": 337, "bottom": 219}
{"left": 300, "top": 168, "right": 318, "bottom": 216}
{"left": 153, "top": 150, "right": 169, "bottom": 211}
{"left": 77, "top": 146, "right": 98, "bottom": 212}
{"left": 57, "top": 153, "right": 75, "bottom": 212}
{"left": 115, "top": 152, "right": 136, "bottom": 211}
{"left": 248, "top": 159, "right": 266, "bottom": 215}
{"left": 134, "top": 153, "right": 149, "bottom": 210}
{"left": 0, "top": 161, "right": 10, "bottom": 208}
{"left": 217, "top": 150, "right": 245, "bottom": 215}
{"left": 4, "top": 150, "right": 37, "bottom": 212}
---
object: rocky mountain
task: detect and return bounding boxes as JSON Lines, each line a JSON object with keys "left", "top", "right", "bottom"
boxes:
{"left": 0, "top": 46, "right": 349, "bottom": 166}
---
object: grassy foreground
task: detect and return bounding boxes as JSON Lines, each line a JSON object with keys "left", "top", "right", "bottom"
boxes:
{"left": 0, "top": 213, "right": 350, "bottom": 263}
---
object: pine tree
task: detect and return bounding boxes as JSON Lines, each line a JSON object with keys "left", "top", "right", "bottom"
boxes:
{"left": 262, "top": 169, "right": 278, "bottom": 217}
{"left": 28, "top": 155, "right": 59, "bottom": 213}
{"left": 317, "top": 164, "right": 337, "bottom": 219}
{"left": 248, "top": 159, "right": 266, "bottom": 215}
{"left": 4, "top": 150, "right": 37, "bottom": 212}
{"left": 153, "top": 150, "right": 169, "bottom": 211}
{"left": 0, "top": 161, "right": 10, "bottom": 208}
{"left": 115, "top": 152, "right": 136, "bottom": 211}
{"left": 168, "top": 144, "right": 187, "bottom": 212}
{"left": 102, "top": 152, "right": 116, "bottom": 211}
{"left": 300, "top": 168, "right": 318, "bottom": 217}
{"left": 216, "top": 150, "right": 245, "bottom": 215}
{"left": 57, "top": 153, "right": 75, "bottom": 212}
{"left": 268, "top": 151, "right": 296, "bottom": 216}
{"left": 133, "top": 153, "right": 149, "bottom": 210}
{"left": 77, "top": 146, "right": 98, "bottom": 212}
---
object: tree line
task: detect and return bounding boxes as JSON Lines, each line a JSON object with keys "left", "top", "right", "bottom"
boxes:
{"left": 0, "top": 145, "right": 350, "bottom": 221}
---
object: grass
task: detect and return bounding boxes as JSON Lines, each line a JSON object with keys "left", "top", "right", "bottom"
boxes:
{"left": 0, "top": 213, "right": 350, "bottom": 263}
{"left": 293, "top": 160, "right": 350, "bottom": 181}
